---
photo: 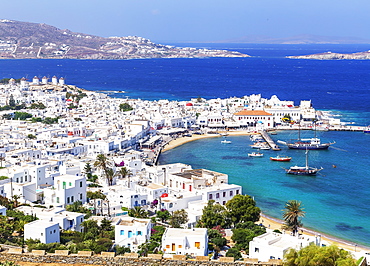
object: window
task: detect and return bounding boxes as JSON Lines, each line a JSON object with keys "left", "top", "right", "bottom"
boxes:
{"left": 223, "top": 192, "right": 226, "bottom": 197}
{"left": 255, "top": 248, "right": 259, "bottom": 252}
{"left": 41, "top": 233, "right": 43, "bottom": 236}
{"left": 166, "top": 245, "right": 170, "bottom": 248}
{"left": 216, "top": 193, "right": 220, "bottom": 199}
{"left": 230, "top": 191, "right": 233, "bottom": 196}
{"left": 137, "top": 231, "right": 142, "bottom": 236}
{"left": 178, "top": 245, "right": 182, "bottom": 248}
{"left": 69, "top": 182, "right": 72, "bottom": 186}
{"left": 195, "top": 242, "right": 200, "bottom": 249}
{"left": 63, "top": 182, "right": 66, "bottom": 189}
{"left": 236, "top": 190, "right": 240, "bottom": 195}
{"left": 71, "top": 196, "right": 74, "bottom": 202}
{"left": 80, "top": 181, "right": 83, "bottom": 187}
{"left": 120, "top": 230, "right": 124, "bottom": 235}
{"left": 56, "top": 197, "right": 60, "bottom": 203}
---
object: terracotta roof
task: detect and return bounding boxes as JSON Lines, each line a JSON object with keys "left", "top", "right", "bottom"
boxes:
{"left": 234, "top": 110, "right": 272, "bottom": 116}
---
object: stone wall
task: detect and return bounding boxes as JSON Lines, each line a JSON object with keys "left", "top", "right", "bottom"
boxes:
{"left": 0, "top": 251, "right": 283, "bottom": 266}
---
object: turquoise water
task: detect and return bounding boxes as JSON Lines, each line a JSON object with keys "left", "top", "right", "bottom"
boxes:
{"left": 159, "top": 130, "right": 370, "bottom": 247}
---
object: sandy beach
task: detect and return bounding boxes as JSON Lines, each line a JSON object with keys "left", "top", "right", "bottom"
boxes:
{"left": 160, "top": 131, "right": 370, "bottom": 254}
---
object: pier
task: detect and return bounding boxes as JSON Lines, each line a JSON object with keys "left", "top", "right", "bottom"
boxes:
{"left": 260, "top": 131, "right": 281, "bottom": 151}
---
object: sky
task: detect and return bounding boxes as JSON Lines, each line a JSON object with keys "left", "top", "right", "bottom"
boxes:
{"left": 1, "top": 0, "right": 370, "bottom": 43}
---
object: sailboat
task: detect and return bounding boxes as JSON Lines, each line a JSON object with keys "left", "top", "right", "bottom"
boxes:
{"left": 279, "top": 122, "right": 335, "bottom": 150}
{"left": 285, "top": 149, "right": 323, "bottom": 176}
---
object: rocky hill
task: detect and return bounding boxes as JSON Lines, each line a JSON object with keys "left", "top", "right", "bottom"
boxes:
{"left": 0, "top": 19, "right": 249, "bottom": 59}
{"left": 287, "top": 51, "right": 370, "bottom": 60}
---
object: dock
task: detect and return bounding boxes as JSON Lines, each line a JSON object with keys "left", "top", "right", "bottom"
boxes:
{"left": 260, "top": 131, "right": 280, "bottom": 151}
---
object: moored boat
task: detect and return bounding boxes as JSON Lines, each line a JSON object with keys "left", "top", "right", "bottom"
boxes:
{"left": 248, "top": 152, "right": 264, "bottom": 157}
{"left": 221, "top": 140, "right": 232, "bottom": 144}
{"left": 270, "top": 155, "right": 292, "bottom": 162}
{"left": 285, "top": 149, "right": 322, "bottom": 175}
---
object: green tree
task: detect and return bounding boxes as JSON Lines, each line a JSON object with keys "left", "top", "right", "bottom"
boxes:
{"left": 169, "top": 209, "right": 188, "bottom": 228}
{"left": 119, "top": 103, "right": 133, "bottom": 112}
{"left": 0, "top": 261, "right": 20, "bottom": 266}
{"left": 197, "top": 200, "right": 229, "bottom": 228}
{"left": 225, "top": 194, "right": 261, "bottom": 227}
{"left": 156, "top": 209, "right": 171, "bottom": 223}
{"left": 9, "top": 94, "right": 15, "bottom": 107}
{"left": 83, "top": 162, "right": 93, "bottom": 179}
{"left": 115, "top": 166, "right": 132, "bottom": 188}
{"left": 100, "top": 218, "right": 113, "bottom": 237}
{"left": 128, "top": 206, "right": 149, "bottom": 219}
{"left": 13, "top": 112, "right": 32, "bottom": 120}
{"left": 27, "top": 134, "right": 36, "bottom": 139}
{"left": 282, "top": 200, "right": 305, "bottom": 236}
{"left": 225, "top": 247, "right": 241, "bottom": 260}
{"left": 231, "top": 222, "right": 266, "bottom": 252}
{"left": 284, "top": 244, "right": 356, "bottom": 266}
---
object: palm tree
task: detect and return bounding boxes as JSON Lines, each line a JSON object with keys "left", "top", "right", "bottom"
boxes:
{"left": 94, "top": 154, "right": 111, "bottom": 173}
{"left": 282, "top": 200, "right": 306, "bottom": 236}
{"left": 104, "top": 167, "right": 115, "bottom": 186}
{"left": 94, "top": 154, "right": 112, "bottom": 185}
{"left": 115, "top": 166, "right": 132, "bottom": 188}
{"left": 128, "top": 206, "right": 148, "bottom": 218}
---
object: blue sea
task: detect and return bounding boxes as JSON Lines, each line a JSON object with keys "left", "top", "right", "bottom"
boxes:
{"left": 0, "top": 43, "right": 369, "bottom": 246}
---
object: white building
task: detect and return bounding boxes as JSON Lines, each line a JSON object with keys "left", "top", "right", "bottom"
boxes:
{"left": 43, "top": 174, "right": 86, "bottom": 207}
{"left": 17, "top": 206, "right": 84, "bottom": 232}
{"left": 249, "top": 230, "right": 319, "bottom": 262}
{"left": 114, "top": 217, "right": 152, "bottom": 252}
{"left": 161, "top": 228, "right": 208, "bottom": 256}
{"left": 0, "top": 205, "right": 6, "bottom": 216}
{"left": 24, "top": 220, "right": 60, "bottom": 244}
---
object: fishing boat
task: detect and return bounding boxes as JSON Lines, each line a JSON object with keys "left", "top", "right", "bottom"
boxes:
{"left": 285, "top": 149, "right": 322, "bottom": 175}
{"left": 221, "top": 139, "right": 231, "bottom": 144}
{"left": 248, "top": 152, "right": 263, "bottom": 157}
{"left": 270, "top": 155, "right": 292, "bottom": 162}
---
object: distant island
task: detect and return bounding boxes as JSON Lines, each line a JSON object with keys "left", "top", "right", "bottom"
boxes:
{"left": 287, "top": 50, "right": 370, "bottom": 60}
{"left": 0, "top": 19, "right": 249, "bottom": 59}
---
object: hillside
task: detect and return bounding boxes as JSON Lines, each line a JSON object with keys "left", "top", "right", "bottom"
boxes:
{"left": 0, "top": 19, "right": 248, "bottom": 59}
{"left": 287, "top": 50, "right": 370, "bottom": 60}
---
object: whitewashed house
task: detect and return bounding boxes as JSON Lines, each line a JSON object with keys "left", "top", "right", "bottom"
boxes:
{"left": 249, "top": 230, "right": 318, "bottom": 262}
{"left": 43, "top": 174, "right": 86, "bottom": 207}
{"left": 114, "top": 217, "right": 152, "bottom": 252}
{"left": 24, "top": 220, "right": 60, "bottom": 244}
{"left": 161, "top": 228, "right": 208, "bottom": 256}
{"left": 17, "top": 206, "right": 84, "bottom": 232}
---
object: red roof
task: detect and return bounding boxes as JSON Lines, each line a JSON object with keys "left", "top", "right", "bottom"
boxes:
{"left": 186, "top": 103, "right": 193, "bottom": 106}
{"left": 234, "top": 110, "right": 272, "bottom": 116}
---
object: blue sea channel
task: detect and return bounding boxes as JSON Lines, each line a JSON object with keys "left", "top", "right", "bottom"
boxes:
{"left": 0, "top": 43, "right": 369, "bottom": 246}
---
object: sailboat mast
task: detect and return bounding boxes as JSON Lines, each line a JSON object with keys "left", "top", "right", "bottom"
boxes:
{"left": 305, "top": 148, "right": 309, "bottom": 170}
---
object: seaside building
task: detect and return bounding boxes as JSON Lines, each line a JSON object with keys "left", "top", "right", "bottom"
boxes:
{"left": 248, "top": 230, "right": 319, "bottom": 262}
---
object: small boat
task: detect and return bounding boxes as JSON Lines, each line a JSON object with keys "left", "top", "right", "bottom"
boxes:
{"left": 248, "top": 152, "right": 264, "bottom": 157}
{"left": 285, "top": 149, "right": 322, "bottom": 176}
{"left": 220, "top": 133, "right": 229, "bottom": 136}
{"left": 250, "top": 142, "right": 269, "bottom": 149}
{"left": 270, "top": 155, "right": 292, "bottom": 162}
{"left": 364, "top": 126, "right": 370, "bottom": 134}
{"left": 221, "top": 140, "right": 231, "bottom": 144}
